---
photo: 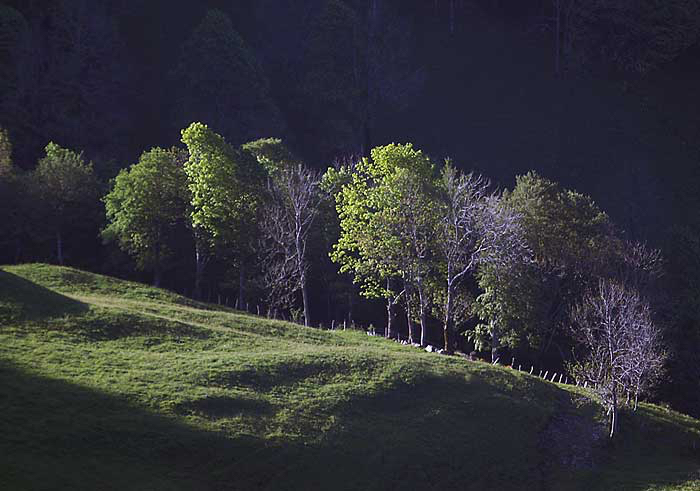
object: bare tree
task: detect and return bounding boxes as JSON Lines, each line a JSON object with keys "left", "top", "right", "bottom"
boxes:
{"left": 569, "top": 279, "right": 666, "bottom": 439}
{"left": 440, "top": 166, "right": 534, "bottom": 359}
{"left": 617, "top": 240, "right": 664, "bottom": 296}
{"left": 436, "top": 164, "right": 490, "bottom": 353}
{"left": 625, "top": 309, "right": 666, "bottom": 411}
{"left": 384, "top": 278, "right": 404, "bottom": 339}
{"left": 260, "top": 163, "right": 323, "bottom": 326}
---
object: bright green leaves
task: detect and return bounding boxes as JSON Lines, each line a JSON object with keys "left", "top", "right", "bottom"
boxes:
{"left": 242, "top": 137, "right": 296, "bottom": 176}
{"left": 35, "top": 143, "right": 97, "bottom": 201}
{"left": 181, "top": 122, "right": 263, "bottom": 247}
{"left": 103, "top": 147, "right": 188, "bottom": 273}
{"left": 329, "top": 143, "right": 438, "bottom": 300}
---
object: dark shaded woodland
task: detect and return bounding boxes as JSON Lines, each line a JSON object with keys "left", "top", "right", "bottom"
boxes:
{"left": 1, "top": 0, "right": 700, "bottom": 417}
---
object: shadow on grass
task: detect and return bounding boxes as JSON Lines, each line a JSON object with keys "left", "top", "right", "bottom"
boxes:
{"left": 582, "top": 404, "right": 700, "bottom": 490}
{"left": 307, "top": 367, "right": 700, "bottom": 491}
{"left": 0, "top": 361, "right": 270, "bottom": 491}
{"left": 175, "top": 395, "right": 274, "bottom": 419}
{"left": 0, "top": 270, "right": 89, "bottom": 323}
{"left": 213, "top": 357, "right": 384, "bottom": 392}
{"left": 70, "top": 310, "right": 211, "bottom": 342}
{"left": 1, "top": 356, "right": 698, "bottom": 491}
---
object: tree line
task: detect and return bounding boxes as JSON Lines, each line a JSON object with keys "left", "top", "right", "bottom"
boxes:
{"left": 0, "top": 123, "right": 667, "bottom": 437}
{"left": 1, "top": 0, "right": 698, "bottom": 432}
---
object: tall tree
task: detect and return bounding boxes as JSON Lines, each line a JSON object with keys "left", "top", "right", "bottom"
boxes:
{"left": 480, "top": 172, "right": 613, "bottom": 360}
{"left": 103, "top": 147, "right": 189, "bottom": 287}
{"left": 331, "top": 143, "right": 437, "bottom": 344}
{"left": 181, "top": 122, "right": 263, "bottom": 299}
{"left": 0, "top": 127, "right": 27, "bottom": 262}
{"left": 1, "top": 1, "right": 130, "bottom": 165}
{"left": 325, "top": 158, "right": 400, "bottom": 336}
{"left": 301, "top": 0, "right": 424, "bottom": 161}
{"left": 32, "top": 142, "right": 100, "bottom": 266}
{"left": 435, "top": 164, "right": 488, "bottom": 353}
{"left": 253, "top": 139, "right": 323, "bottom": 326}
{"left": 173, "top": 9, "right": 283, "bottom": 147}
{"left": 436, "top": 164, "right": 531, "bottom": 354}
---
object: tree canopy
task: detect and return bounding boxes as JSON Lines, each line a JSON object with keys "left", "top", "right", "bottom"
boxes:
{"left": 173, "top": 9, "right": 283, "bottom": 146}
{"left": 103, "top": 147, "right": 189, "bottom": 286}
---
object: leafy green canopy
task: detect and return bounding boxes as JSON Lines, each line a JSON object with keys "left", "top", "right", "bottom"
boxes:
{"left": 33, "top": 142, "right": 100, "bottom": 228}
{"left": 474, "top": 171, "right": 612, "bottom": 354}
{"left": 29, "top": 142, "right": 100, "bottom": 264}
{"left": 181, "top": 122, "right": 263, "bottom": 247}
{"left": 242, "top": 137, "right": 296, "bottom": 175}
{"left": 103, "top": 147, "right": 188, "bottom": 273}
{"left": 329, "top": 143, "right": 436, "bottom": 300}
{"left": 506, "top": 171, "right": 611, "bottom": 272}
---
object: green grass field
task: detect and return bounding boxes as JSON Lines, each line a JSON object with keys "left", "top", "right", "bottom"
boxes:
{"left": 1, "top": 264, "right": 699, "bottom": 490}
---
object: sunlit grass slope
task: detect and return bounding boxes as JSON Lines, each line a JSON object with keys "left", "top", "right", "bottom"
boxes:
{"left": 1, "top": 264, "right": 698, "bottom": 490}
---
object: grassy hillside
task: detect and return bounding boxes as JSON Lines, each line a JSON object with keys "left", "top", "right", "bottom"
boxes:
{"left": 1, "top": 264, "right": 698, "bottom": 491}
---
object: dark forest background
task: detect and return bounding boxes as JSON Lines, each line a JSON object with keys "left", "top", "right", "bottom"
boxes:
{"left": 2, "top": 0, "right": 700, "bottom": 416}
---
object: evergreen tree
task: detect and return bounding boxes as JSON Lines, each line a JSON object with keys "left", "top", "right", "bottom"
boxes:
{"left": 1, "top": 1, "right": 130, "bottom": 164}
{"left": 173, "top": 9, "right": 283, "bottom": 146}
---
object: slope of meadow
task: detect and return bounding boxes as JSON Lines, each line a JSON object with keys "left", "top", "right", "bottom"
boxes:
{"left": 1, "top": 264, "right": 698, "bottom": 490}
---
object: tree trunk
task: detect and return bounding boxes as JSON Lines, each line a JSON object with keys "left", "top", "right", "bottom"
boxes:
{"left": 238, "top": 258, "right": 245, "bottom": 310}
{"left": 56, "top": 230, "right": 64, "bottom": 266}
{"left": 418, "top": 283, "right": 428, "bottom": 347}
{"left": 609, "top": 386, "right": 618, "bottom": 439}
{"left": 153, "top": 241, "right": 162, "bottom": 287}
{"left": 405, "top": 284, "right": 415, "bottom": 344}
{"left": 491, "top": 320, "right": 499, "bottom": 363}
{"left": 194, "top": 240, "right": 206, "bottom": 300}
{"left": 301, "top": 272, "right": 310, "bottom": 327}
{"left": 443, "top": 283, "right": 454, "bottom": 353}
{"left": 386, "top": 298, "right": 394, "bottom": 339}
{"left": 385, "top": 278, "right": 394, "bottom": 339}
